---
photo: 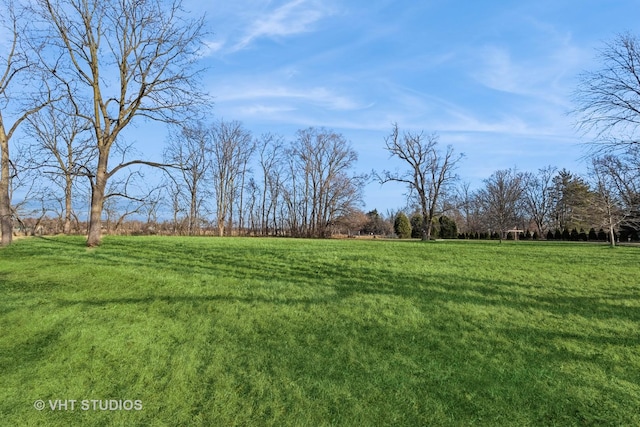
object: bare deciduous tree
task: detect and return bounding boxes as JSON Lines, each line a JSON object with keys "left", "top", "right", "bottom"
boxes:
{"left": 454, "top": 181, "right": 483, "bottom": 235}
{"left": 574, "top": 32, "right": 640, "bottom": 153}
{"left": 590, "top": 152, "right": 640, "bottom": 245}
{"left": 35, "top": 0, "right": 208, "bottom": 246}
{"left": 477, "top": 169, "right": 524, "bottom": 241}
{"left": 592, "top": 149, "right": 640, "bottom": 213}
{"left": 379, "top": 124, "right": 462, "bottom": 240}
{"left": 210, "top": 119, "right": 253, "bottom": 236}
{"left": 522, "top": 165, "right": 556, "bottom": 237}
{"left": 0, "top": 0, "right": 54, "bottom": 245}
{"left": 256, "top": 133, "right": 285, "bottom": 236}
{"left": 25, "top": 100, "right": 94, "bottom": 234}
{"left": 286, "top": 127, "right": 365, "bottom": 237}
{"left": 573, "top": 32, "right": 640, "bottom": 242}
{"left": 591, "top": 160, "right": 623, "bottom": 246}
{"left": 164, "top": 122, "right": 210, "bottom": 235}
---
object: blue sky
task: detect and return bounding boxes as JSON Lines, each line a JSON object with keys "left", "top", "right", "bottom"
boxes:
{"left": 103, "top": 1, "right": 640, "bottom": 213}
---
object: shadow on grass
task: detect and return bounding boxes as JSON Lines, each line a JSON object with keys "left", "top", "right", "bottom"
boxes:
{"left": 0, "top": 324, "right": 64, "bottom": 376}
{"left": 50, "top": 288, "right": 640, "bottom": 424}
{"left": 28, "top": 236, "right": 635, "bottom": 326}
{"left": 4, "top": 236, "right": 639, "bottom": 328}
{"left": 52, "top": 268, "right": 640, "bottom": 325}
{"left": 3, "top": 238, "right": 640, "bottom": 425}
{"left": 34, "top": 236, "right": 87, "bottom": 247}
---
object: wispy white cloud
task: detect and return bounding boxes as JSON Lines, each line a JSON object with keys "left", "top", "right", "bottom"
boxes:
{"left": 364, "top": 79, "right": 580, "bottom": 144}
{"left": 197, "top": 39, "right": 226, "bottom": 58}
{"left": 215, "top": 81, "right": 371, "bottom": 112}
{"left": 471, "top": 34, "right": 589, "bottom": 107}
{"left": 189, "top": 0, "right": 335, "bottom": 56}
{"left": 231, "top": 0, "right": 334, "bottom": 52}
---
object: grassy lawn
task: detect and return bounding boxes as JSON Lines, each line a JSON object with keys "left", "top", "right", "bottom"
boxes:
{"left": 0, "top": 236, "right": 639, "bottom": 426}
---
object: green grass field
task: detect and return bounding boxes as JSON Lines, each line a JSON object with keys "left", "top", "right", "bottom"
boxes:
{"left": 1, "top": 236, "right": 639, "bottom": 426}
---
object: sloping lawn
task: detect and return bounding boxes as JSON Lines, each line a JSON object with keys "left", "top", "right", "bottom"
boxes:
{"left": 1, "top": 236, "right": 638, "bottom": 426}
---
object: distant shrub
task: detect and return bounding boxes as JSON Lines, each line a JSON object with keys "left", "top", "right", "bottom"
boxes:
{"left": 578, "top": 229, "right": 588, "bottom": 241}
{"left": 438, "top": 215, "right": 457, "bottom": 239}
{"left": 597, "top": 229, "right": 607, "bottom": 241}
{"left": 570, "top": 228, "right": 579, "bottom": 241}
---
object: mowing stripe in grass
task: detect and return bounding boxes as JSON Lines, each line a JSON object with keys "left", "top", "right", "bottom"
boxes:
{"left": 1, "top": 236, "right": 638, "bottom": 426}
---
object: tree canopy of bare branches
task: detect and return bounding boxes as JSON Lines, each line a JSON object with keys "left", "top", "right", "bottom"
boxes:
{"left": 34, "top": 0, "right": 209, "bottom": 246}
{"left": 590, "top": 151, "right": 640, "bottom": 245}
{"left": 477, "top": 169, "right": 524, "bottom": 241}
{"left": 285, "top": 127, "right": 365, "bottom": 237}
{"left": 0, "top": 0, "right": 56, "bottom": 246}
{"left": 210, "top": 120, "right": 254, "bottom": 236}
{"left": 25, "top": 99, "right": 94, "bottom": 234}
{"left": 522, "top": 166, "right": 556, "bottom": 237}
{"left": 164, "top": 122, "right": 211, "bottom": 235}
{"left": 574, "top": 32, "right": 640, "bottom": 153}
{"left": 379, "top": 124, "right": 462, "bottom": 240}
{"left": 256, "top": 133, "right": 285, "bottom": 236}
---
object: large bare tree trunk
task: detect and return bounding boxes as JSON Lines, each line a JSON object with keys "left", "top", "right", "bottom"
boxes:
{"left": 609, "top": 224, "right": 616, "bottom": 247}
{"left": 189, "top": 188, "right": 197, "bottom": 235}
{"left": 86, "top": 153, "right": 108, "bottom": 246}
{"left": 87, "top": 191, "right": 104, "bottom": 246}
{"left": 0, "top": 124, "right": 11, "bottom": 246}
{"left": 63, "top": 174, "right": 72, "bottom": 234}
{"left": 420, "top": 192, "right": 430, "bottom": 241}
{"left": 37, "top": 0, "right": 208, "bottom": 246}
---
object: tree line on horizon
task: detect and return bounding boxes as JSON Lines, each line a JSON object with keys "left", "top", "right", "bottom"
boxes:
{"left": 11, "top": 119, "right": 640, "bottom": 246}
{"left": 1, "top": 0, "right": 639, "bottom": 246}
{"left": 386, "top": 163, "right": 639, "bottom": 244}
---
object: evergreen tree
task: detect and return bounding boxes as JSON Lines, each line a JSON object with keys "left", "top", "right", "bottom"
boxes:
{"left": 438, "top": 215, "right": 458, "bottom": 239}
{"left": 362, "top": 209, "right": 388, "bottom": 235}
{"left": 550, "top": 170, "right": 592, "bottom": 232}
{"left": 410, "top": 214, "right": 423, "bottom": 238}
{"left": 578, "top": 229, "right": 588, "bottom": 241}
{"left": 393, "top": 212, "right": 412, "bottom": 239}
{"left": 598, "top": 229, "right": 607, "bottom": 241}
{"left": 570, "top": 228, "right": 579, "bottom": 241}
